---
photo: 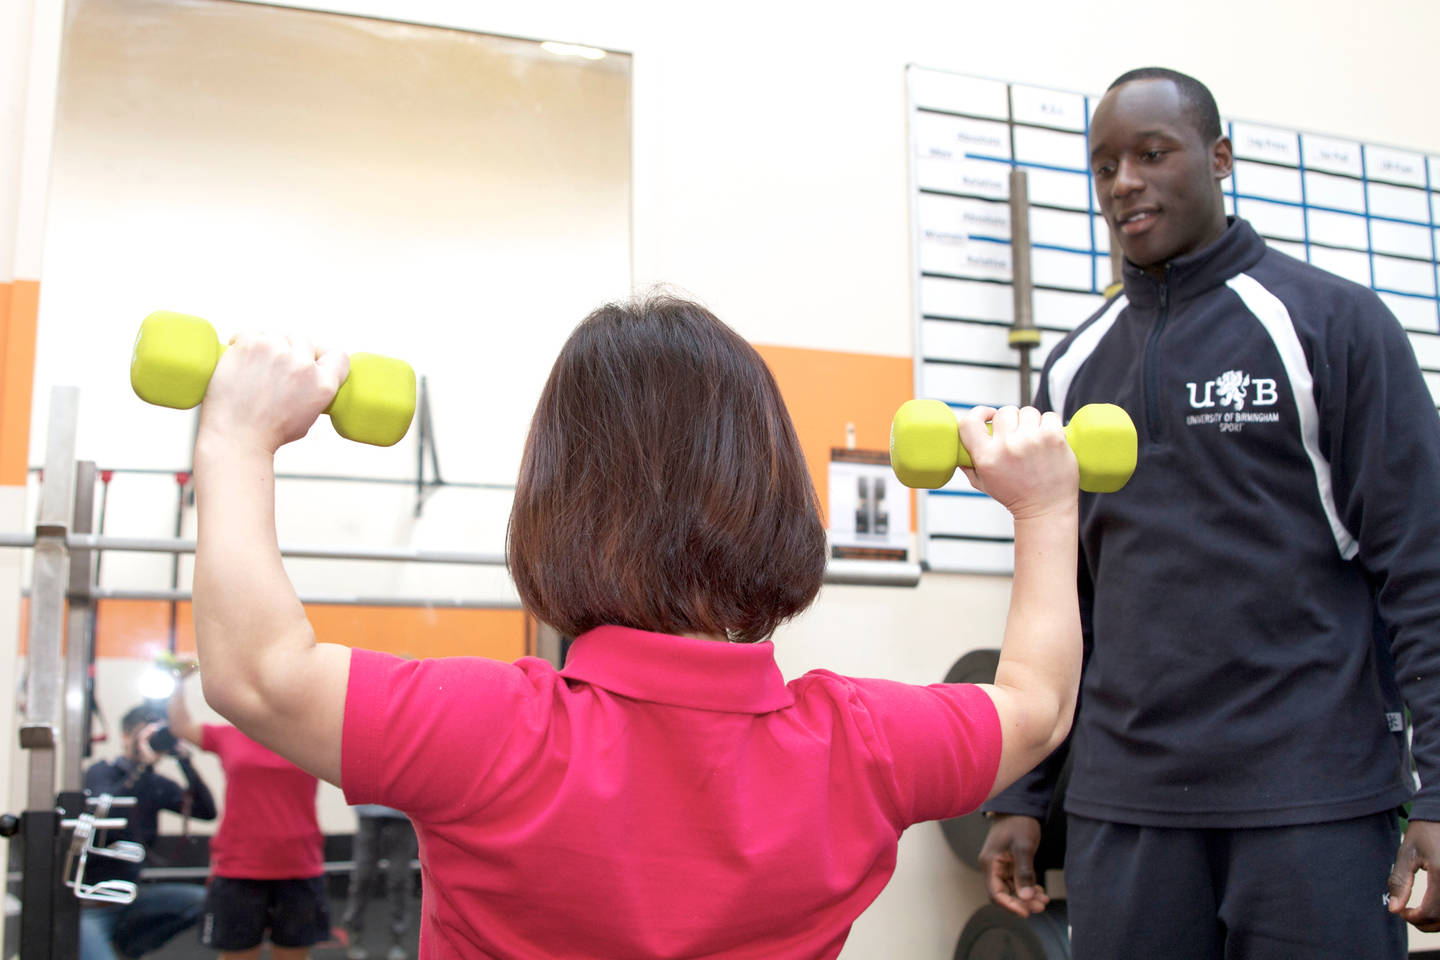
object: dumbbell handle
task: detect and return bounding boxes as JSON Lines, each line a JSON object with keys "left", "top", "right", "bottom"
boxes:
{"left": 951, "top": 418, "right": 1061, "bottom": 468}
{"left": 130, "top": 311, "right": 416, "bottom": 447}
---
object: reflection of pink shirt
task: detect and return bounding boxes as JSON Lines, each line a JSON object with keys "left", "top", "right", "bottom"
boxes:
{"left": 343, "top": 626, "right": 1001, "bottom": 959}
{"left": 202, "top": 724, "right": 323, "bottom": 879}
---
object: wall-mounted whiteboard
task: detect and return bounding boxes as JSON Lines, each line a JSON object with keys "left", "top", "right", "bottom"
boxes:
{"left": 907, "top": 66, "right": 1440, "bottom": 575}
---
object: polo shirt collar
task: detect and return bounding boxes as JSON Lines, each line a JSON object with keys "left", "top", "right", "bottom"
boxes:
{"left": 559, "top": 625, "right": 795, "bottom": 714}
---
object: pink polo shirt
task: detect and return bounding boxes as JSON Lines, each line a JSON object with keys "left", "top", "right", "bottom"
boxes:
{"left": 202, "top": 724, "right": 324, "bottom": 879}
{"left": 342, "top": 625, "right": 1001, "bottom": 959}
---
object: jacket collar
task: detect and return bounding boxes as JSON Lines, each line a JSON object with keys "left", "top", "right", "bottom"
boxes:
{"left": 1120, "top": 217, "right": 1267, "bottom": 309}
{"left": 559, "top": 625, "right": 795, "bottom": 714}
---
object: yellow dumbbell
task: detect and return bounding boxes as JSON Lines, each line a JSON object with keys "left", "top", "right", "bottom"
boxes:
{"left": 889, "top": 399, "right": 1137, "bottom": 493}
{"left": 130, "top": 310, "right": 416, "bottom": 447}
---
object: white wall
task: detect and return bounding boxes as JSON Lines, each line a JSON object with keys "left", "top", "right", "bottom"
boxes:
{"left": 8, "top": 1, "right": 1440, "bottom": 958}
{"left": 235, "top": 0, "right": 1440, "bottom": 355}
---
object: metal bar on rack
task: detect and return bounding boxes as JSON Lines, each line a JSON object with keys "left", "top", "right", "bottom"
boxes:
{"left": 0, "top": 534, "right": 921, "bottom": 588}
{"left": 168, "top": 472, "right": 189, "bottom": 654}
{"left": 414, "top": 375, "right": 446, "bottom": 517}
{"left": 26, "top": 464, "right": 514, "bottom": 492}
{"left": 62, "top": 461, "right": 97, "bottom": 792}
{"left": 1008, "top": 169, "right": 1041, "bottom": 407}
{"left": 70, "top": 588, "right": 525, "bottom": 610}
{"left": 904, "top": 67, "right": 932, "bottom": 577}
{"left": 0, "top": 532, "right": 506, "bottom": 565}
{"left": 86, "top": 471, "right": 113, "bottom": 763}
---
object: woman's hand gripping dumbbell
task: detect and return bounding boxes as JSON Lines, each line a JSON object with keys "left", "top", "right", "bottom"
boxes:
{"left": 130, "top": 310, "right": 416, "bottom": 447}
{"left": 890, "top": 399, "right": 1137, "bottom": 493}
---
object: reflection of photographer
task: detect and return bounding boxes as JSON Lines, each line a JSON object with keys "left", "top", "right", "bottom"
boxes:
{"left": 80, "top": 701, "right": 218, "bottom": 960}
{"left": 168, "top": 658, "right": 333, "bottom": 958}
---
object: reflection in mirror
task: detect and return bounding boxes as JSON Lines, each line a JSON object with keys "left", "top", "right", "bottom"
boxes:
{"left": 25, "top": 4, "right": 631, "bottom": 953}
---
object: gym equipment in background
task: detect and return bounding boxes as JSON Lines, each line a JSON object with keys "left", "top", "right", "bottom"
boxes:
{"left": 955, "top": 902, "right": 1070, "bottom": 960}
{"left": 936, "top": 649, "right": 1070, "bottom": 872}
{"left": 939, "top": 649, "right": 1073, "bottom": 960}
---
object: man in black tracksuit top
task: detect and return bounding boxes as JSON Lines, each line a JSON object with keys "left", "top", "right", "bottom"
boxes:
{"left": 80, "top": 704, "right": 218, "bottom": 960}
{"left": 978, "top": 68, "right": 1440, "bottom": 959}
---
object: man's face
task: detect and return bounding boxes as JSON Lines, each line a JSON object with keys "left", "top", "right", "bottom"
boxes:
{"left": 1088, "top": 78, "right": 1233, "bottom": 271}
{"left": 124, "top": 722, "right": 155, "bottom": 763}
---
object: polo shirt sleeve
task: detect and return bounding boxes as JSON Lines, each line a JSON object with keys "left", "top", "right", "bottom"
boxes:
{"left": 848, "top": 678, "right": 1003, "bottom": 826}
{"left": 200, "top": 723, "right": 229, "bottom": 757}
{"left": 342, "top": 648, "right": 555, "bottom": 822}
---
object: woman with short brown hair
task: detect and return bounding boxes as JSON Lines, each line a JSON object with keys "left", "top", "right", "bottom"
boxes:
{"left": 190, "top": 292, "right": 1082, "bottom": 959}
{"left": 508, "top": 294, "right": 826, "bottom": 646}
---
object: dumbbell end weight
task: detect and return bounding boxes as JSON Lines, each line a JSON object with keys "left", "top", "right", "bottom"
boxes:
{"left": 1066, "top": 402, "right": 1137, "bottom": 494}
{"left": 889, "top": 399, "right": 962, "bottom": 488}
{"left": 325, "top": 353, "right": 416, "bottom": 447}
{"left": 130, "top": 310, "right": 223, "bottom": 410}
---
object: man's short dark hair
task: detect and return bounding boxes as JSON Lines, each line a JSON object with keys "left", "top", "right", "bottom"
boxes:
{"left": 1108, "top": 67, "right": 1222, "bottom": 143}
{"left": 121, "top": 703, "right": 162, "bottom": 734}
{"left": 507, "top": 293, "right": 827, "bottom": 644}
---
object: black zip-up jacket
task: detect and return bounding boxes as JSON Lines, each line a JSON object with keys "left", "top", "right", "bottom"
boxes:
{"left": 82, "top": 753, "right": 218, "bottom": 883}
{"left": 989, "top": 218, "right": 1440, "bottom": 827}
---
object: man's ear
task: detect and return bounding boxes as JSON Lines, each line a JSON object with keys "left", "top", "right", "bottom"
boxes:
{"left": 1212, "top": 136, "right": 1234, "bottom": 182}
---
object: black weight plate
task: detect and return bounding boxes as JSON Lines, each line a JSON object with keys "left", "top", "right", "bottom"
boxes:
{"left": 940, "top": 812, "right": 992, "bottom": 871}
{"left": 955, "top": 901, "right": 1070, "bottom": 960}
{"left": 943, "top": 648, "right": 1001, "bottom": 686}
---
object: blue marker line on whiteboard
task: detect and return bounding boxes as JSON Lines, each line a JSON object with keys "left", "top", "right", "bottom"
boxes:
{"left": 1426, "top": 156, "right": 1440, "bottom": 331}
{"left": 1361, "top": 144, "right": 1378, "bottom": 290}
{"left": 1298, "top": 135, "right": 1312, "bottom": 264}
{"left": 964, "top": 152, "right": 1088, "bottom": 177}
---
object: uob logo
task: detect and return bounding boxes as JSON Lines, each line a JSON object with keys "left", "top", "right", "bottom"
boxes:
{"left": 1186, "top": 370, "right": 1278, "bottom": 411}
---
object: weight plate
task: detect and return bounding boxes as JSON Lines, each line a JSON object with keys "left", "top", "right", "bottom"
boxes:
{"left": 955, "top": 902, "right": 1070, "bottom": 960}
{"left": 943, "top": 648, "right": 1001, "bottom": 686}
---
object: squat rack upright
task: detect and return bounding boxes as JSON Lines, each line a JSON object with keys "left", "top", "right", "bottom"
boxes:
{"left": 11, "top": 387, "right": 88, "bottom": 960}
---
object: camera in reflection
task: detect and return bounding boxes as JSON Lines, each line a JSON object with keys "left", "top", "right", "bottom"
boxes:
{"left": 148, "top": 725, "right": 179, "bottom": 754}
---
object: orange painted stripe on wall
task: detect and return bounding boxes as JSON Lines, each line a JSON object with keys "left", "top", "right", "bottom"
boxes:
{"left": 18, "top": 597, "right": 530, "bottom": 662}
{"left": 755, "top": 344, "right": 914, "bottom": 529}
{"left": 9, "top": 339, "right": 910, "bottom": 659}
{"left": 304, "top": 604, "right": 529, "bottom": 660}
{"left": 0, "top": 279, "right": 40, "bottom": 486}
